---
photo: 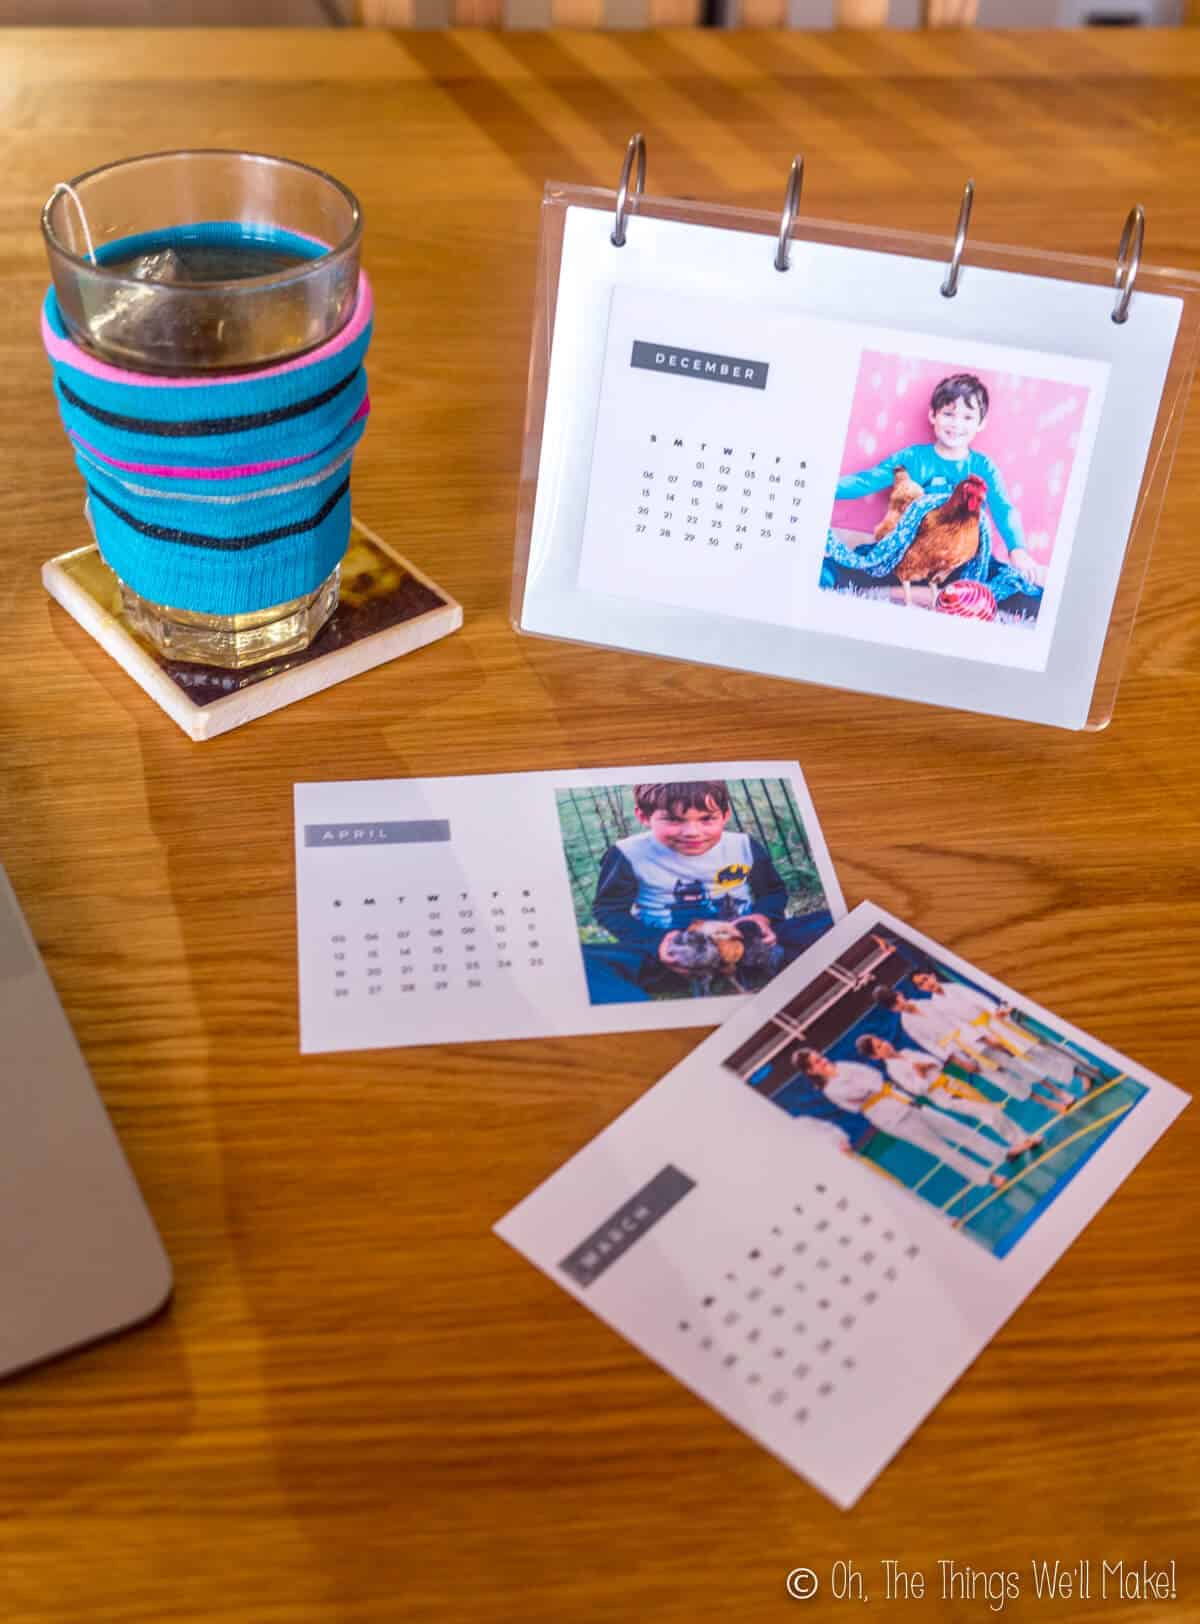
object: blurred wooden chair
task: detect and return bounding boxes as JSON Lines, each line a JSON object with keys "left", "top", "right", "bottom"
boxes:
{"left": 357, "top": 0, "right": 699, "bottom": 18}
{"left": 0, "top": 0, "right": 348, "bottom": 17}
{"left": 355, "top": 0, "right": 978, "bottom": 24}
{"left": 0, "top": 0, "right": 978, "bottom": 25}
{"left": 745, "top": 0, "right": 980, "bottom": 20}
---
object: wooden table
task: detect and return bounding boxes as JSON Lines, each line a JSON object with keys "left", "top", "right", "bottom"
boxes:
{"left": 2, "top": 26, "right": 1198, "bottom": 1624}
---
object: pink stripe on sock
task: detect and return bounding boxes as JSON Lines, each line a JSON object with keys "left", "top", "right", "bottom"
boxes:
{"left": 42, "top": 269, "right": 373, "bottom": 389}
{"left": 70, "top": 396, "right": 371, "bottom": 480}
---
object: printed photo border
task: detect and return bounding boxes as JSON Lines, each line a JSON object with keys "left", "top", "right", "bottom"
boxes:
{"left": 811, "top": 326, "right": 1110, "bottom": 676}
{"left": 556, "top": 775, "right": 840, "bottom": 1010}
{"left": 723, "top": 919, "right": 1148, "bottom": 1257}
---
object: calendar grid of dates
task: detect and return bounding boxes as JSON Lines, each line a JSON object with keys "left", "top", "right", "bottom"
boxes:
{"left": 678, "top": 1182, "right": 916, "bottom": 1427}
{"left": 633, "top": 434, "right": 807, "bottom": 553}
{"left": 325, "top": 886, "right": 546, "bottom": 999}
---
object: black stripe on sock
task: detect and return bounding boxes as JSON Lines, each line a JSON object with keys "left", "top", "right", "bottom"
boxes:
{"left": 60, "top": 365, "right": 360, "bottom": 439}
{"left": 88, "top": 477, "right": 350, "bottom": 551}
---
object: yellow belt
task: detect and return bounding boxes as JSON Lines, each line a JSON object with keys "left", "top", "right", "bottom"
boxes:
{"left": 938, "top": 1028, "right": 985, "bottom": 1062}
{"left": 971, "top": 1011, "right": 1021, "bottom": 1057}
{"left": 930, "top": 1073, "right": 986, "bottom": 1104}
{"left": 937, "top": 1014, "right": 1020, "bottom": 1060}
{"left": 863, "top": 1082, "right": 904, "bottom": 1111}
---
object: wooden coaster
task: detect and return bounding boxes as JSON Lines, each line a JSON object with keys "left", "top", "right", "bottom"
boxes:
{"left": 42, "top": 519, "right": 463, "bottom": 742}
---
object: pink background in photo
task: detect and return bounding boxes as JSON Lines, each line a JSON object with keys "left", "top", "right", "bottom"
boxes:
{"left": 831, "top": 351, "right": 1090, "bottom": 563}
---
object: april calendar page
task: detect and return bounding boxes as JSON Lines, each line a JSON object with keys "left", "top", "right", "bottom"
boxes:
{"left": 496, "top": 903, "right": 1187, "bottom": 1508}
{"left": 294, "top": 762, "right": 844, "bottom": 1053}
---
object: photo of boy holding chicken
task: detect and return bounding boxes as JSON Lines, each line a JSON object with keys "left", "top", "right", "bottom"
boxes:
{"left": 821, "top": 369, "right": 1057, "bottom": 624}
{"left": 560, "top": 779, "right": 835, "bottom": 1007}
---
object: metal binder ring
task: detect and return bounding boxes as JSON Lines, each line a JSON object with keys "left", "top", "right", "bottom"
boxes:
{"left": 611, "top": 134, "right": 646, "bottom": 248}
{"left": 1112, "top": 204, "right": 1144, "bottom": 325}
{"left": 940, "top": 178, "right": 974, "bottom": 299}
{"left": 774, "top": 156, "right": 804, "bottom": 272}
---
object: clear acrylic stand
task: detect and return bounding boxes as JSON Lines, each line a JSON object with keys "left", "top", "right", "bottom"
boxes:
{"left": 512, "top": 157, "right": 1200, "bottom": 731}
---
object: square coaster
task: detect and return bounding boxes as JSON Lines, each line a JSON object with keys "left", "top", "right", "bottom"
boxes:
{"left": 42, "top": 519, "right": 463, "bottom": 742}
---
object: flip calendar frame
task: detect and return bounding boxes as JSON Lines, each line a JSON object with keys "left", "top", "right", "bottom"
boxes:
{"left": 512, "top": 153, "right": 1200, "bottom": 731}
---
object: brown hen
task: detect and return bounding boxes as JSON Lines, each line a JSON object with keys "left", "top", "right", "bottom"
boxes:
{"left": 874, "top": 465, "right": 926, "bottom": 540}
{"left": 893, "top": 473, "right": 988, "bottom": 609}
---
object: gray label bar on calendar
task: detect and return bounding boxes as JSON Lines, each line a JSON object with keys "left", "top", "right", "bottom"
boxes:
{"left": 630, "top": 340, "right": 768, "bottom": 390}
{"left": 304, "top": 820, "right": 451, "bottom": 847}
{"left": 558, "top": 1165, "right": 696, "bottom": 1288}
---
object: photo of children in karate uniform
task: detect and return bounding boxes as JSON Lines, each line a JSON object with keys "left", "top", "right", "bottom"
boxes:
{"left": 722, "top": 924, "right": 1146, "bottom": 1258}
{"left": 821, "top": 355, "right": 1092, "bottom": 632}
{"left": 557, "top": 778, "right": 835, "bottom": 1007}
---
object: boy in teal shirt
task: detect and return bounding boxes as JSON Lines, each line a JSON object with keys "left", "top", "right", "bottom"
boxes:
{"left": 829, "top": 372, "right": 1046, "bottom": 592}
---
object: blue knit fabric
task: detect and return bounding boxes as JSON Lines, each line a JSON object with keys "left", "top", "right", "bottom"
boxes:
{"left": 43, "top": 224, "right": 371, "bottom": 617}
{"left": 824, "top": 491, "right": 1041, "bottom": 605}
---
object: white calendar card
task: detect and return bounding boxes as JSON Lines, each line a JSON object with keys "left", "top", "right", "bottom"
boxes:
{"left": 517, "top": 203, "right": 1189, "bottom": 729}
{"left": 576, "top": 286, "right": 1108, "bottom": 677}
{"left": 496, "top": 902, "right": 1187, "bottom": 1508}
{"left": 294, "top": 762, "right": 844, "bottom": 1053}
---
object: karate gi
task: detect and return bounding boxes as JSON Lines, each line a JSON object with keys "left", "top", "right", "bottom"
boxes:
{"left": 883, "top": 1048, "right": 1026, "bottom": 1150}
{"left": 916, "top": 982, "right": 1080, "bottom": 1092}
{"left": 900, "top": 996, "right": 1039, "bottom": 1102}
{"left": 821, "top": 1061, "right": 997, "bottom": 1186}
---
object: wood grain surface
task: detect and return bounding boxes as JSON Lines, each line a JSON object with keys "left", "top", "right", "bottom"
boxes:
{"left": 1, "top": 26, "right": 1198, "bottom": 1624}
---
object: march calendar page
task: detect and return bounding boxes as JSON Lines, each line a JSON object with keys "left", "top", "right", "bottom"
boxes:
{"left": 496, "top": 903, "right": 1186, "bottom": 1508}
{"left": 294, "top": 761, "right": 843, "bottom": 1052}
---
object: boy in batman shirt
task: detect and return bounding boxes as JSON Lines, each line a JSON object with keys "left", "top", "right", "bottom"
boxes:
{"left": 581, "top": 780, "right": 833, "bottom": 1005}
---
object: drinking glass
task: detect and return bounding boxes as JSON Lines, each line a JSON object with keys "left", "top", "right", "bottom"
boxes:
{"left": 42, "top": 150, "right": 364, "bottom": 667}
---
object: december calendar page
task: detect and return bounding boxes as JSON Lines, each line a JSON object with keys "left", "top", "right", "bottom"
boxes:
{"left": 576, "top": 284, "right": 1108, "bottom": 676}
{"left": 294, "top": 762, "right": 844, "bottom": 1053}
{"left": 496, "top": 903, "right": 1187, "bottom": 1508}
{"left": 520, "top": 205, "right": 1185, "bottom": 728}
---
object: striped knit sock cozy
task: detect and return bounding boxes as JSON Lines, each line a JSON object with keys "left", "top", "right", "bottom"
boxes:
{"left": 42, "top": 229, "right": 373, "bottom": 618}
